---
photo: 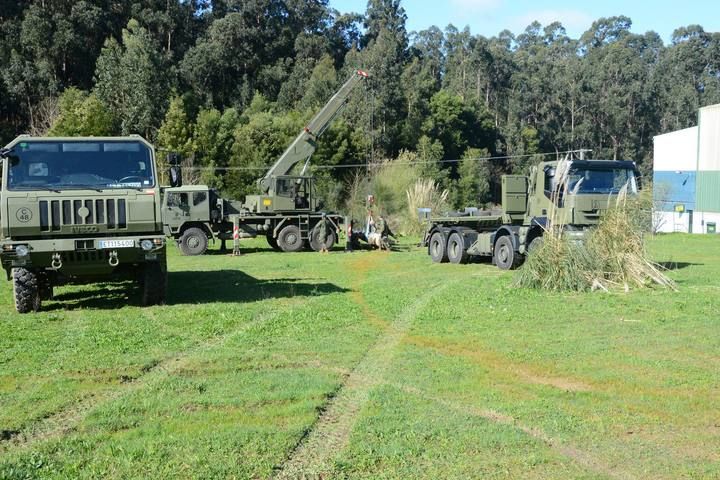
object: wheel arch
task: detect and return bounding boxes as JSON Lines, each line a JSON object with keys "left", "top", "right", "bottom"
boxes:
{"left": 526, "top": 225, "right": 544, "bottom": 246}
{"left": 492, "top": 226, "right": 519, "bottom": 251}
{"left": 179, "top": 222, "right": 214, "bottom": 241}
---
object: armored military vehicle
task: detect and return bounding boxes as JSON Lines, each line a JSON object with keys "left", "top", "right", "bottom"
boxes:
{"left": 423, "top": 159, "right": 639, "bottom": 269}
{"left": 162, "top": 70, "right": 369, "bottom": 254}
{"left": 0, "top": 136, "right": 167, "bottom": 313}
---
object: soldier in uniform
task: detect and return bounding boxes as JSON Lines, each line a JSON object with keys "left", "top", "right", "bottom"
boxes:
{"left": 377, "top": 214, "right": 395, "bottom": 250}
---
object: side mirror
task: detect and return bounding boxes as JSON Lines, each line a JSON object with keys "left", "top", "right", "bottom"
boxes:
{"left": 169, "top": 165, "right": 182, "bottom": 188}
{"left": 167, "top": 153, "right": 182, "bottom": 187}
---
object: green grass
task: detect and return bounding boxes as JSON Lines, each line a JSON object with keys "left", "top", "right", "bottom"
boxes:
{"left": 1, "top": 234, "right": 719, "bottom": 478}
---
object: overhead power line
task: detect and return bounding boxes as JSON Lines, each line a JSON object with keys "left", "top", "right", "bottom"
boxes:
{"left": 180, "top": 149, "right": 594, "bottom": 171}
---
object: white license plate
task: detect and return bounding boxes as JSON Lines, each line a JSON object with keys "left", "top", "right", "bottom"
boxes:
{"left": 98, "top": 239, "right": 135, "bottom": 249}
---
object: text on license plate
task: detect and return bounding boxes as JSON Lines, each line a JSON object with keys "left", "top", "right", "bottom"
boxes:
{"left": 98, "top": 240, "right": 135, "bottom": 249}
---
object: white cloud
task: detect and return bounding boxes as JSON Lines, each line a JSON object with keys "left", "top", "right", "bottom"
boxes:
{"left": 512, "top": 9, "right": 593, "bottom": 33}
{"left": 449, "top": 0, "right": 502, "bottom": 12}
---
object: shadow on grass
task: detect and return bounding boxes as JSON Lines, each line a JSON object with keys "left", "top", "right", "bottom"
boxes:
{"left": 167, "top": 270, "right": 347, "bottom": 304}
{"left": 658, "top": 261, "right": 702, "bottom": 270}
{"left": 45, "top": 270, "right": 347, "bottom": 310}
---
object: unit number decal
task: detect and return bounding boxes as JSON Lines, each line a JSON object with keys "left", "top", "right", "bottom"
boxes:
{"left": 16, "top": 207, "right": 32, "bottom": 223}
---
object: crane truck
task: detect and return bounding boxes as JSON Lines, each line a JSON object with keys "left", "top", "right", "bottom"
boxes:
{"left": 162, "top": 70, "right": 369, "bottom": 255}
{"left": 423, "top": 159, "right": 639, "bottom": 270}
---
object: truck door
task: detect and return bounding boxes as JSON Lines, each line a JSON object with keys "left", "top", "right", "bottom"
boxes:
{"left": 164, "top": 192, "right": 190, "bottom": 231}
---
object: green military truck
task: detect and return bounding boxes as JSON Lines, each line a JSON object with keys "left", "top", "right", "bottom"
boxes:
{"left": 0, "top": 136, "right": 167, "bottom": 313}
{"left": 423, "top": 159, "right": 639, "bottom": 269}
{"left": 162, "top": 70, "right": 369, "bottom": 255}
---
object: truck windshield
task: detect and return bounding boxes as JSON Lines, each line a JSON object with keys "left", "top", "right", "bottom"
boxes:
{"left": 567, "top": 167, "right": 637, "bottom": 194}
{"left": 6, "top": 140, "right": 155, "bottom": 190}
{"left": 546, "top": 166, "right": 637, "bottom": 194}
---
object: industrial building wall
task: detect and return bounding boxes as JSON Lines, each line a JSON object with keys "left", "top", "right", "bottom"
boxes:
{"left": 697, "top": 104, "right": 720, "bottom": 215}
{"left": 652, "top": 127, "right": 698, "bottom": 233}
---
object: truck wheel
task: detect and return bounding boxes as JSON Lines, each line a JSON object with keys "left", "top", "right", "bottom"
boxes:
{"left": 429, "top": 232, "right": 448, "bottom": 263}
{"left": 528, "top": 236, "right": 544, "bottom": 254}
{"left": 12, "top": 268, "right": 41, "bottom": 314}
{"left": 179, "top": 227, "right": 208, "bottom": 256}
{"left": 278, "top": 225, "right": 304, "bottom": 252}
{"left": 266, "top": 234, "right": 282, "bottom": 251}
{"left": 494, "top": 235, "right": 521, "bottom": 270}
{"left": 309, "top": 228, "right": 336, "bottom": 252}
{"left": 141, "top": 261, "right": 167, "bottom": 306}
{"left": 447, "top": 232, "right": 469, "bottom": 264}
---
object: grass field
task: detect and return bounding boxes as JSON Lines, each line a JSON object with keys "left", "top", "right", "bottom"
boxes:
{"left": 1, "top": 234, "right": 719, "bottom": 479}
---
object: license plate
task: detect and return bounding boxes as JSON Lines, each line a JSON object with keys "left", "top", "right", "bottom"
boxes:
{"left": 98, "top": 239, "right": 135, "bottom": 249}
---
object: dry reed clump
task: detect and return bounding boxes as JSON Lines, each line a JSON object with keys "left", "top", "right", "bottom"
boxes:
{"left": 516, "top": 159, "right": 676, "bottom": 292}
{"left": 583, "top": 194, "right": 676, "bottom": 291}
{"left": 405, "top": 178, "right": 449, "bottom": 235}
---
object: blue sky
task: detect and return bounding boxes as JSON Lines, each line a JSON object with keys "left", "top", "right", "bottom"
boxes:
{"left": 329, "top": 0, "right": 720, "bottom": 43}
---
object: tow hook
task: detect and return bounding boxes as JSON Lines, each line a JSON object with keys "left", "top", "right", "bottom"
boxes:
{"left": 109, "top": 250, "right": 119, "bottom": 267}
{"left": 51, "top": 253, "right": 63, "bottom": 270}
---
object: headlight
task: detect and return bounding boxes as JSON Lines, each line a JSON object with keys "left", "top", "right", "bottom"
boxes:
{"left": 140, "top": 240, "right": 154, "bottom": 251}
{"left": 15, "top": 245, "right": 29, "bottom": 257}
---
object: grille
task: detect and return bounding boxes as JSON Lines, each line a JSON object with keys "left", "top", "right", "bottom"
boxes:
{"left": 39, "top": 199, "right": 127, "bottom": 231}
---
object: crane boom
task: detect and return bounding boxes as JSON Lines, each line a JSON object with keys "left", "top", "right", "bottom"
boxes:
{"left": 258, "top": 69, "right": 369, "bottom": 194}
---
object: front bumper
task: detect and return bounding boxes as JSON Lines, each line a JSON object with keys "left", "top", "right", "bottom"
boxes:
{"left": 1, "top": 236, "right": 166, "bottom": 277}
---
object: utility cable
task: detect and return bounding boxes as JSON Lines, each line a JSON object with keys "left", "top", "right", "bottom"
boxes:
{"left": 181, "top": 149, "right": 594, "bottom": 171}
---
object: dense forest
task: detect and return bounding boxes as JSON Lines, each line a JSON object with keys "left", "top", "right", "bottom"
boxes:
{"left": 1, "top": 0, "right": 720, "bottom": 212}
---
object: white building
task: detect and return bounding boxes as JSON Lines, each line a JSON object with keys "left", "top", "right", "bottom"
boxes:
{"left": 653, "top": 104, "right": 720, "bottom": 234}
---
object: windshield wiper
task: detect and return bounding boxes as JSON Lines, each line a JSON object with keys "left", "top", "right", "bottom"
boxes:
{"left": 47, "top": 184, "right": 104, "bottom": 192}
{"left": 13, "top": 185, "right": 61, "bottom": 193}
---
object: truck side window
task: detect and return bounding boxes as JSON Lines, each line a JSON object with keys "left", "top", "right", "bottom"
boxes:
{"left": 167, "top": 192, "right": 188, "bottom": 207}
{"left": 544, "top": 169, "right": 556, "bottom": 193}
{"left": 193, "top": 192, "right": 207, "bottom": 206}
{"left": 275, "top": 179, "right": 293, "bottom": 197}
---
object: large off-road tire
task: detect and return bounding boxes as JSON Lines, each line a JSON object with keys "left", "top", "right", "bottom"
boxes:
{"left": 266, "top": 234, "right": 282, "bottom": 252}
{"left": 12, "top": 268, "right": 41, "bottom": 314}
{"left": 309, "top": 227, "right": 336, "bottom": 252}
{"left": 447, "top": 232, "right": 470, "bottom": 264}
{"left": 278, "top": 225, "right": 304, "bottom": 252}
{"left": 494, "top": 235, "right": 522, "bottom": 270}
{"left": 429, "top": 231, "right": 448, "bottom": 263}
{"left": 141, "top": 261, "right": 167, "bottom": 306}
{"left": 179, "top": 227, "right": 208, "bottom": 256}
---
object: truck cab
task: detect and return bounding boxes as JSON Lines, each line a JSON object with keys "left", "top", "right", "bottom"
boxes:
{"left": 243, "top": 175, "right": 318, "bottom": 214}
{"left": 0, "top": 136, "right": 167, "bottom": 313}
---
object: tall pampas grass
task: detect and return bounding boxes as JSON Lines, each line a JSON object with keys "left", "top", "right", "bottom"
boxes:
{"left": 405, "top": 178, "right": 449, "bottom": 235}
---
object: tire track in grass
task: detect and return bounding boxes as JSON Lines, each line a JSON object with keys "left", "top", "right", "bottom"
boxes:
{"left": 394, "top": 383, "right": 635, "bottom": 480}
{"left": 0, "top": 298, "right": 310, "bottom": 454}
{"left": 273, "top": 279, "right": 452, "bottom": 479}
{"left": 347, "top": 252, "right": 391, "bottom": 330}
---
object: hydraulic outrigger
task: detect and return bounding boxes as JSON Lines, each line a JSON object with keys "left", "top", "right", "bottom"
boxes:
{"left": 161, "top": 70, "right": 369, "bottom": 255}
